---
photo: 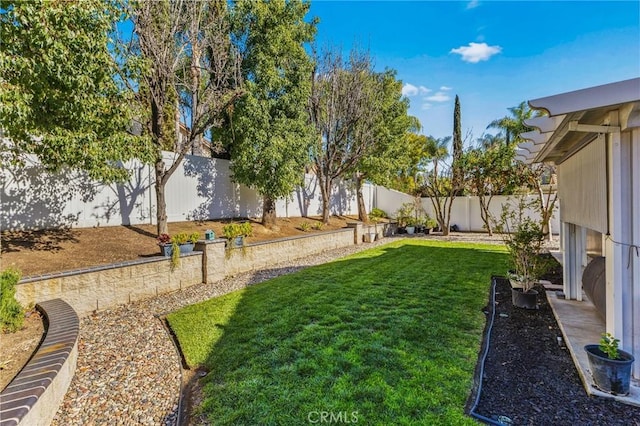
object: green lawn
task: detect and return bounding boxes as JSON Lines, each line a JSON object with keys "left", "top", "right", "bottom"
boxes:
{"left": 167, "top": 240, "right": 509, "bottom": 425}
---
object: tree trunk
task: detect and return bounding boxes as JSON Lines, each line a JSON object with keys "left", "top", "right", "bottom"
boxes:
{"left": 262, "top": 195, "right": 277, "bottom": 229}
{"left": 442, "top": 197, "right": 451, "bottom": 236}
{"left": 355, "top": 175, "right": 368, "bottom": 223}
{"left": 479, "top": 195, "right": 493, "bottom": 236}
{"left": 155, "top": 165, "right": 169, "bottom": 236}
{"left": 319, "top": 178, "right": 331, "bottom": 224}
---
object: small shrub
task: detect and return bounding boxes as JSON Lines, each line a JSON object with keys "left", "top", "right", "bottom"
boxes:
{"left": 157, "top": 233, "right": 171, "bottom": 245}
{"left": 600, "top": 332, "right": 620, "bottom": 360}
{"left": 1, "top": 268, "right": 24, "bottom": 333}
{"left": 299, "top": 221, "right": 311, "bottom": 231}
{"left": 312, "top": 222, "right": 324, "bottom": 231}
{"left": 369, "top": 208, "right": 387, "bottom": 221}
{"left": 222, "top": 222, "right": 253, "bottom": 240}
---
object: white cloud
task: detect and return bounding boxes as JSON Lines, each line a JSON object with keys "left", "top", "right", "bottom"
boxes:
{"left": 421, "top": 102, "right": 432, "bottom": 110}
{"left": 440, "top": 86, "right": 452, "bottom": 91}
{"left": 425, "top": 92, "right": 451, "bottom": 102}
{"left": 450, "top": 42, "right": 502, "bottom": 63}
{"left": 402, "top": 83, "right": 432, "bottom": 97}
{"left": 402, "top": 83, "right": 418, "bottom": 97}
{"left": 466, "top": 0, "right": 480, "bottom": 9}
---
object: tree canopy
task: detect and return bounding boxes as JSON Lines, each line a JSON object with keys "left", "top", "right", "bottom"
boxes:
{"left": 0, "top": 0, "right": 152, "bottom": 181}
{"left": 225, "top": 0, "right": 317, "bottom": 227}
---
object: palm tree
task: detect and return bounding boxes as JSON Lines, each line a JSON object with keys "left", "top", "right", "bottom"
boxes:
{"left": 487, "top": 101, "right": 541, "bottom": 145}
{"left": 476, "top": 133, "right": 505, "bottom": 149}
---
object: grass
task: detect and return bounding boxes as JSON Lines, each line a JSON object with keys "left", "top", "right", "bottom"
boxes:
{"left": 167, "top": 240, "right": 509, "bottom": 425}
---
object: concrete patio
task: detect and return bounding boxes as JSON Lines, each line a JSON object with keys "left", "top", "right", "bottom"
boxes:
{"left": 546, "top": 289, "right": 640, "bottom": 407}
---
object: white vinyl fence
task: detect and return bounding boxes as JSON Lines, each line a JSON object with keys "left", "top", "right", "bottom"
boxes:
{"left": 1, "top": 151, "right": 558, "bottom": 233}
{"left": 373, "top": 186, "right": 559, "bottom": 234}
{"left": 1, "top": 152, "right": 371, "bottom": 230}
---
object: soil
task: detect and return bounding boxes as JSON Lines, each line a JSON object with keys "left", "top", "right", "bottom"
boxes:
{"left": 0, "top": 215, "right": 359, "bottom": 277}
{"left": 0, "top": 309, "right": 45, "bottom": 391}
{"left": 473, "top": 274, "right": 640, "bottom": 425}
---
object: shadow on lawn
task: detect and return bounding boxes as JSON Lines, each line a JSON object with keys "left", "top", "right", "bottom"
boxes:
{"left": 171, "top": 242, "right": 509, "bottom": 425}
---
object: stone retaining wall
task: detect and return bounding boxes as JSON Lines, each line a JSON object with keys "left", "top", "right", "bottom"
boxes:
{"left": 16, "top": 253, "right": 202, "bottom": 317}
{"left": 16, "top": 227, "right": 379, "bottom": 317}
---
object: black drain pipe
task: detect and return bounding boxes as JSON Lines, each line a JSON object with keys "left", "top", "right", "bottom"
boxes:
{"left": 467, "top": 277, "right": 507, "bottom": 426}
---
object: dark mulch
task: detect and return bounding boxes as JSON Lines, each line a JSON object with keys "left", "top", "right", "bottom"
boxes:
{"left": 471, "top": 276, "right": 640, "bottom": 425}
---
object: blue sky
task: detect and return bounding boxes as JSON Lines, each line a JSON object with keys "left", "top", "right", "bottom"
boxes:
{"left": 308, "top": 1, "right": 640, "bottom": 143}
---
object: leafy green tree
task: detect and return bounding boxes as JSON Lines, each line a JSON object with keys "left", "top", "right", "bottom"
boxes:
{"left": 464, "top": 138, "right": 521, "bottom": 235}
{"left": 389, "top": 131, "right": 429, "bottom": 195}
{"left": 131, "top": 0, "right": 241, "bottom": 235}
{"left": 0, "top": 0, "right": 152, "bottom": 181}
{"left": 225, "top": 0, "right": 316, "bottom": 228}
{"left": 352, "top": 70, "right": 418, "bottom": 222}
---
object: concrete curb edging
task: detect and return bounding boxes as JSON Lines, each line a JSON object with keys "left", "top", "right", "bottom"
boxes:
{"left": 0, "top": 299, "right": 79, "bottom": 426}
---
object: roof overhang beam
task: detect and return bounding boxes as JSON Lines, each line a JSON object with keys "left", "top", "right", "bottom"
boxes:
{"left": 567, "top": 121, "right": 620, "bottom": 133}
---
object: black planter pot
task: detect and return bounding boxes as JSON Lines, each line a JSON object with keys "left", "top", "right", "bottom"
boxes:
{"left": 584, "top": 345, "right": 635, "bottom": 395}
{"left": 511, "top": 287, "right": 538, "bottom": 309}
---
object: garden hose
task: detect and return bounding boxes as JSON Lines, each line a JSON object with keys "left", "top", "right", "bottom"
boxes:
{"left": 468, "top": 276, "right": 508, "bottom": 426}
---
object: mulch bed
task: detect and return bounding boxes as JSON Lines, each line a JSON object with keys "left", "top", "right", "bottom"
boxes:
{"left": 472, "top": 276, "right": 640, "bottom": 425}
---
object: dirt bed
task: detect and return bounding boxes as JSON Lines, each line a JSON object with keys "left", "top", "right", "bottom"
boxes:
{"left": 1, "top": 216, "right": 358, "bottom": 277}
{"left": 0, "top": 310, "right": 44, "bottom": 391}
{"left": 473, "top": 277, "right": 640, "bottom": 425}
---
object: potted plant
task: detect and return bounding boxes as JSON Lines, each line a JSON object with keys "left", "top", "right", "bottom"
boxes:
{"left": 171, "top": 232, "right": 200, "bottom": 253}
{"left": 222, "top": 222, "right": 253, "bottom": 248}
{"left": 395, "top": 203, "right": 414, "bottom": 234}
{"left": 497, "top": 199, "right": 549, "bottom": 309}
{"left": 405, "top": 216, "right": 419, "bottom": 235}
{"left": 585, "top": 333, "right": 635, "bottom": 395}
{"left": 158, "top": 231, "right": 199, "bottom": 269}
{"left": 157, "top": 233, "right": 172, "bottom": 257}
{"left": 424, "top": 217, "right": 437, "bottom": 234}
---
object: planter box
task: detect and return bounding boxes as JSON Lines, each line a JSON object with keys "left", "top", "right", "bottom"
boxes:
{"left": 226, "top": 236, "right": 244, "bottom": 248}
{"left": 160, "top": 244, "right": 172, "bottom": 257}
{"left": 179, "top": 243, "right": 195, "bottom": 254}
{"left": 160, "top": 243, "right": 195, "bottom": 257}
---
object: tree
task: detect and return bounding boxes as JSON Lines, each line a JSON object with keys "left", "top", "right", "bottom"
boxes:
{"left": 352, "top": 70, "right": 418, "bottom": 222}
{"left": 308, "top": 48, "right": 377, "bottom": 224}
{"left": 0, "top": 0, "right": 152, "bottom": 182}
{"left": 452, "top": 94, "right": 463, "bottom": 195}
{"left": 224, "top": 0, "right": 316, "bottom": 228}
{"left": 487, "top": 102, "right": 556, "bottom": 239}
{"left": 464, "top": 138, "right": 521, "bottom": 235}
{"left": 524, "top": 162, "right": 558, "bottom": 241}
{"left": 130, "top": 0, "right": 241, "bottom": 235}
{"left": 420, "top": 136, "right": 457, "bottom": 236}
{"left": 486, "top": 101, "right": 539, "bottom": 145}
